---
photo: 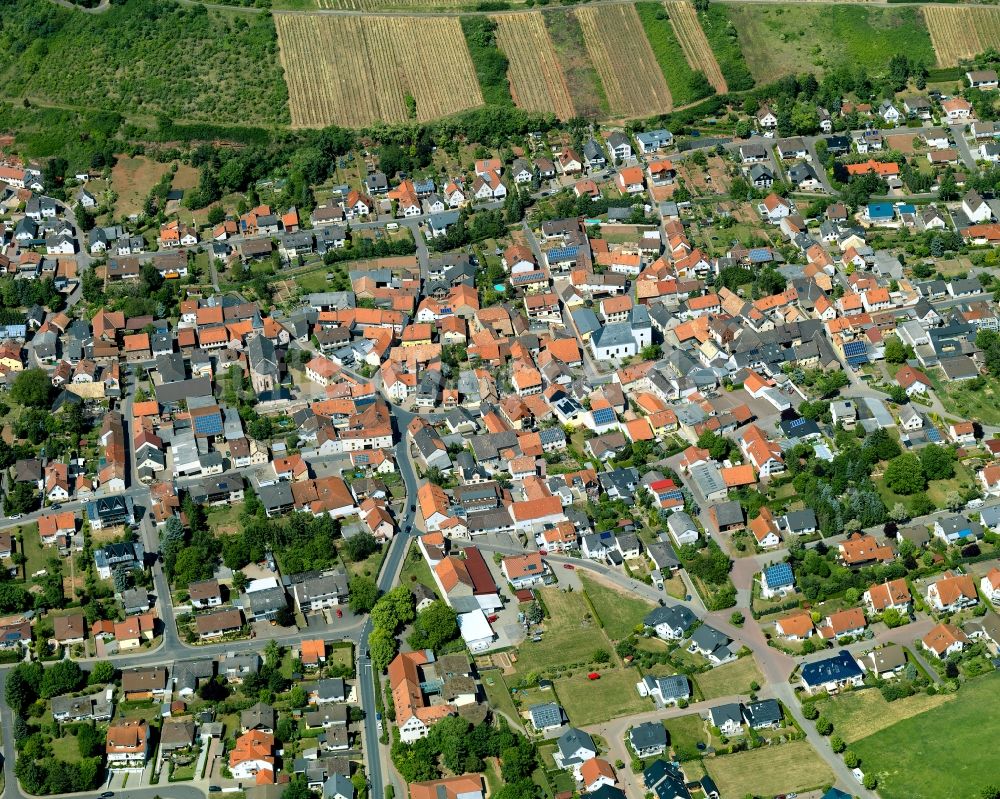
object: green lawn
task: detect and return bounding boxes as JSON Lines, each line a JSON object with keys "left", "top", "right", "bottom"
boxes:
{"left": 695, "top": 656, "right": 763, "bottom": 700}
{"left": 295, "top": 269, "right": 333, "bottom": 293}
{"left": 513, "top": 588, "right": 608, "bottom": 675}
{"left": 50, "top": 733, "right": 82, "bottom": 763}
{"left": 481, "top": 671, "right": 522, "bottom": 730}
{"left": 725, "top": 3, "right": 933, "bottom": 83}
{"left": 705, "top": 740, "right": 833, "bottom": 798}
{"left": 664, "top": 714, "right": 708, "bottom": 761}
{"left": 852, "top": 673, "right": 1000, "bottom": 799}
{"left": 580, "top": 572, "right": 655, "bottom": 641}
{"left": 19, "top": 523, "right": 44, "bottom": 580}
{"left": 553, "top": 668, "right": 648, "bottom": 727}
{"left": 205, "top": 503, "right": 243, "bottom": 536}
{"left": 397, "top": 543, "right": 437, "bottom": 594}
{"left": 876, "top": 459, "right": 976, "bottom": 515}
{"left": 929, "top": 368, "right": 1000, "bottom": 426}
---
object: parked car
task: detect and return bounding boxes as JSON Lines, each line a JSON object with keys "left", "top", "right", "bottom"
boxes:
{"left": 563, "top": 564, "right": 575, "bottom": 570}
{"left": 587, "top": 672, "right": 600, "bottom": 680}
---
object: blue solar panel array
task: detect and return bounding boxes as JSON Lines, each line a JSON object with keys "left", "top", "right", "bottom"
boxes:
{"left": 927, "top": 427, "right": 942, "bottom": 443}
{"left": 546, "top": 246, "right": 578, "bottom": 262}
{"left": 786, "top": 417, "right": 806, "bottom": 429}
{"left": 764, "top": 562, "right": 795, "bottom": 588}
{"left": 193, "top": 412, "right": 223, "bottom": 436}
{"left": 592, "top": 407, "right": 616, "bottom": 425}
{"left": 843, "top": 341, "right": 867, "bottom": 356}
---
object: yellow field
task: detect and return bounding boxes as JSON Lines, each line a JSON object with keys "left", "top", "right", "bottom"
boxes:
{"left": 669, "top": 1, "right": 727, "bottom": 94}
{"left": 923, "top": 6, "right": 1000, "bottom": 67}
{"left": 275, "top": 14, "right": 483, "bottom": 127}
{"left": 706, "top": 741, "right": 834, "bottom": 798}
{"left": 816, "top": 687, "right": 955, "bottom": 743}
{"left": 317, "top": 0, "right": 471, "bottom": 8}
{"left": 576, "top": 4, "right": 673, "bottom": 117}
{"left": 493, "top": 13, "right": 575, "bottom": 120}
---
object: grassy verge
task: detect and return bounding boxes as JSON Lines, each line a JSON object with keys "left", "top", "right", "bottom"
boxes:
{"left": 696, "top": 4, "right": 754, "bottom": 91}
{"left": 635, "top": 3, "right": 714, "bottom": 106}
{"left": 543, "top": 9, "right": 609, "bottom": 118}
{"left": 461, "top": 17, "right": 514, "bottom": 106}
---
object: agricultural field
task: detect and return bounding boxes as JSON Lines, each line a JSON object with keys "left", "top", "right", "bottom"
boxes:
{"left": 705, "top": 740, "right": 834, "bottom": 798}
{"left": 275, "top": 13, "right": 482, "bottom": 127}
{"left": 669, "top": 2, "right": 726, "bottom": 94}
{"left": 0, "top": 0, "right": 289, "bottom": 125}
{"left": 923, "top": 6, "right": 1000, "bottom": 67}
{"left": 576, "top": 4, "right": 673, "bottom": 118}
{"left": 543, "top": 9, "right": 609, "bottom": 119}
{"left": 725, "top": 4, "right": 934, "bottom": 83}
{"left": 315, "top": 0, "right": 480, "bottom": 7}
{"left": 852, "top": 674, "right": 1000, "bottom": 799}
{"left": 814, "top": 687, "right": 954, "bottom": 744}
{"left": 493, "top": 13, "right": 575, "bottom": 120}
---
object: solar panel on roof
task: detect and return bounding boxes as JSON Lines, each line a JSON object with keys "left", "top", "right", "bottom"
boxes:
{"left": 592, "top": 407, "right": 616, "bottom": 425}
{"left": 843, "top": 341, "right": 867, "bottom": 356}
{"left": 193, "top": 414, "right": 223, "bottom": 435}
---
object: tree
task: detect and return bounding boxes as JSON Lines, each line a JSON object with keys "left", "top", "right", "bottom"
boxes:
{"left": 865, "top": 427, "right": 901, "bottom": 462}
{"left": 408, "top": 601, "right": 458, "bottom": 652}
{"left": 697, "top": 429, "right": 732, "bottom": 462}
{"left": 348, "top": 576, "right": 379, "bottom": 614}
{"left": 830, "top": 734, "right": 846, "bottom": 753}
{"left": 919, "top": 444, "right": 956, "bottom": 480}
{"left": 88, "top": 661, "right": 115, "bottom": 685}
{"left": 289, "top": 685, "right": 308, "bottom": 708}
{"left": 207, "top": 205, "right": 226, "bottom": 225}
{"left": 112, "top": 565, "right": 132, "bottom": 594}
{"left": 370, "top": 585, "right": 415, "bottom": 632}
{"left": 884, "top": 453, "right": 926, "bottom": 495}
{"left": 815, "top": 717, "right": 833, "bottom": 735}
{"left": 863, "top": 774, "right": 878, "bottom": 790}
{"left": 883, "top": 336, "right": 906, "bottom": 364}
{"left": 41, "top": 660, "right": 85, "bottom": 698}
{"left": 525, "top": 602, "right": 543, "bottom": 624}
{"left": 10, "top": 368, "right": 53, "bottom": 409}
{"left": 888, "top": 502, "right": 910, "bottom": 523}
{"left": 231, "top": 570, "right": 249, "bottom": 594}
{"left": 802, "top": 703, "right": 819, "bottom": 720}
{"left": 844, "top": 750, "right": 860, "bottom": 769}
{"left": 5, "top": 667, "right": 35, "bottom": 714}
{"left": 344, "top": 532, "right": 379, "bottom": 563}
{"left": 369, "top": 625, "right": 398, "bottom": 672}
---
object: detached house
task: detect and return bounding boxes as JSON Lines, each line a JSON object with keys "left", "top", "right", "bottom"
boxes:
{"left": 926, "top": 571, "right": 978, "bottom": 612}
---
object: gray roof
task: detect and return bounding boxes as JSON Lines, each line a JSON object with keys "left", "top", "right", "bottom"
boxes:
{"left": 709, "top": 702, "right": 743, "bottom": 728}
{"left": 629, "top": 720, "right": 668, "bottom": 750}
{"left": 557, "top": 727, "right": 596, "bottom": 763}
{"left": 743, "top": 698, "right": 782, "bottom": 728}
{"left": 689, "top": 625, "right": 732, "bottom": 658}
{"left": 644, "top": 604, "right": 696, "bottom": 632}
{"left": 712, "top": 500, "right": 744, "bottom": 527}
{"left": 258, "top": 481, "right": 294, "bottom": 510}
{"left": 593, "top": 322, "right": 635, "bottom": 349}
